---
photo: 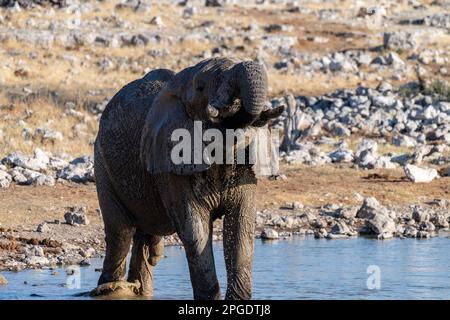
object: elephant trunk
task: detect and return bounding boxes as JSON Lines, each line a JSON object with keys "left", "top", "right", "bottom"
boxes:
{"left": 222, "top": 61, "right": 268, "bottom": 129}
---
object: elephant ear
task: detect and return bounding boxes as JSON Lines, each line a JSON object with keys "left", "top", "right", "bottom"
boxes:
{"left": 140, "top": 88, "right": 211, "bottom": 175}
{"left": 232, "top": 126, "right": 279, "bottom": 178}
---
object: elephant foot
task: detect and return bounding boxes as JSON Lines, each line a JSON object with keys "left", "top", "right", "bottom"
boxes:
{"left": 90, "top": 281, "right": 141, "bottom": 298}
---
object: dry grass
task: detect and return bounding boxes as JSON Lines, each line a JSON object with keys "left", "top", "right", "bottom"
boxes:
{"left": 269, "top": 71, "right": 365, "bottom": 97}
{"left": 0, "top": 96, "right": 97, "bottom": 156}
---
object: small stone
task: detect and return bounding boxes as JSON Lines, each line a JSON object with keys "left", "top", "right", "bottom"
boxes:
{"left": 64, "top": 207, "right": 90, "bottom": 226}
{"left": 377, "top": 232, "right": 394, "bottom": 239}
{"left": 371, "top": 95, "right": 397, "bottom": 108}
{"left": 331, "top": 221, "right": 351, "bottom": 235}
{"left": 35, "top": 174, "right": 55, "bottom": 187}
{"left": 356, "top": 139, "right": 378, "bottom": 157}
{"left": 292, "top": 201, "right": 303, "bottom": 210}
{"left": 356, "top": 197, "right": 388, "bottom": 219}
{"left": 261, "top": 228, "right": 279, "bottom": 240}
{"left": 326, "top": 233, "right": 349, "bottom": 239}
{"left": 331, "top": 123, "right": 351, "bottom": 137}
{"left": 37, "top": 223, "right": 50, "bottom": 233}
{"left": 367, "top": 214, "right": 396, "bottom": 235}
{"left": 377, "top": 81, "right": 393, "bottom": 92}
{"left": 205, "top": 0, "right": 223, "bottom": 6}
{"left": 336, "top": 207, "right": 358, "bottom": 219}
{"left": 182, "top": 7, "right": 195, "bottom": 19}
{"left": 416, "top": 231, "right": 431, "bottom": 239}
{"left": 393, "top": 135, "right": 416, "bottom": 148}
{"left": 80, "top": 259, "right": 91, "bottom": 266}
{"left": 0, "top": 170, "right": 12, "bottom": 188}
{"left": 412, "top": 207, "right": 430, "bottom": 222}
{"left": 329, "top": 149, "right": 354, "bottom": 163}
{"left": 80, "top": 247, "right": 96, "bottom": 258}
{"left": 404, "top": 226, "right": 418, "bottom": 238}
{"left": 149, "top": 16, "right": 163, "bottom": 27}
{"left": 431, "top": 214, "right": 449, "bottom": 228}
{"left": 269, "top": 174, "right": 287, "bottom": 181}
{"left": 57, "top": 156, "right": 94, "bottom": 183}
{"left": 314, "top": 228, "right": 328, "bottom": 238}
{"left": 419, "top": 221, "right": 435, "bottom": 232}
{"left": 385, "top": 52, "right": 405, "bottom": 67}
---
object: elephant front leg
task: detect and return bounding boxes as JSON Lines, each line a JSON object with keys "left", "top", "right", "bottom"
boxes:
{"left": 177, "top": 213, "right": 221, "bottom": 300}
{"left": 223, "top": 192, "right": 256, "bottom": 300}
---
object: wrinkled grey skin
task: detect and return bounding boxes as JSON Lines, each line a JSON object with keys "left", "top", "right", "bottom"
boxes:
{"left": 94, "top": 58, "right": 283, "bottom": 300}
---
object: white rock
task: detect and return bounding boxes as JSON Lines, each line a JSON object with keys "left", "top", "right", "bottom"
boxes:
{"left": 371, "top": 95, "right": 396, "bottom": 108}
{"left": 3, "top": 153, "right": 47, "bottom": 171}
{"left": 385, "top": 52, "right": 405, "bottom": 67}
{"left": 48, "top": 157, "right": 69, "bottom": 170}
{"left": 0, "top": 170, "right": 12, "bottom": 188}
{"left": 149, "top": 16, "right": 164, "bottom": 27}
{"left": 404, "top": 164, "right": 438, "bottom": 183}
{"left": 412, "top": 207, "right": 430, "bottom": 222}
{"left": 327, "top": 233, "right": 349, "bottom": 239}
{"left": 393, "top": 135, "right": 416, "bottom": 148}
{"left": 356, "top": 139, "right": 378, "bottom": 157}
{"left": 329, "top": 149, "right": 354, "bottom": 163}
{"left": 35, "top": 174, "right": 55, "bottom": 187}
{"left": 367, "top": 214, "right": 396, "bottom": 235}
{"left": 404, "top": 226, "right": 418, "bottom": 237}
{"left": 81, "top": 247, "right": 96, "bottom": 258}
{"left": 57, "top": 156, "right": 94, "bottom": 183}
{"left": 34, "top": 148, "right": 50, "bottom": 165}
{"left": 374, "top": 156, "right": 397, "bottom": 169}
{"left": 331, "top": 221, "right": 351, "bottom": 235}
{"left": 24, "top": 256, "right": 49, "bottom": 266}
{"left": 261, "top": 228, "right": 279, "bottom": 240}
{"left": 356, "top": 197, "right": 388, "bottom": 219}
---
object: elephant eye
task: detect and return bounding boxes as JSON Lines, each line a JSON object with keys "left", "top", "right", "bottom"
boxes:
{"left": 196, "top": 85, "right": 204, "bottom": 92}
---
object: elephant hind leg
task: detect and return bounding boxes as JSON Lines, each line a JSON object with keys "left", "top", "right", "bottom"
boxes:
{"left": 92, "top": 193, "right": 136, "bottom": 297}
{"left": 127, "top": 231, "right": 164, "bottom": 296}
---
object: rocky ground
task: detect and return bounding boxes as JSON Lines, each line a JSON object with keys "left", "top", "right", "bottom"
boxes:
{"left": 1, "top": 0, "right": 450, "bottom": 276}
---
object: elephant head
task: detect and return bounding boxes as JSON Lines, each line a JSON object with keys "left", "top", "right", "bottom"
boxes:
{"left": 140, "top": 58, "right": 284, "bottom": 175}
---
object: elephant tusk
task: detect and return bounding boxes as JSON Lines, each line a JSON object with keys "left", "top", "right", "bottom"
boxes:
{"left": 206, "top": 104, "right": 219, "bottom": 118}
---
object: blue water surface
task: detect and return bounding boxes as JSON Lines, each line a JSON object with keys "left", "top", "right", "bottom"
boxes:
{"left": 1, "top": 234, "right": 449, "bottom": 299}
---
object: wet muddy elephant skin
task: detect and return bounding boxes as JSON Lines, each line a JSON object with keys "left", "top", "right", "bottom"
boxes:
{"left": 94, "top": 58, "right": 282, "bottom": 299}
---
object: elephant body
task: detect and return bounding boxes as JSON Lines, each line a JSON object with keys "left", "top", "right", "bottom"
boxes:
{"left": 94, "top": 58, "right": 283, "bottom": 299}
{"left": 95, "top": 69, "right": 175, "bottom": 237}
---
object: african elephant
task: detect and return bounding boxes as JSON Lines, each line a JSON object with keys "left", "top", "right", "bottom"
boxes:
{"left": 93, "top": 57, "right": 283, "bottom": 299}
